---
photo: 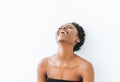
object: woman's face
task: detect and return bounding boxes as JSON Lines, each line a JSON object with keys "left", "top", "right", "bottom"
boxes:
{"left": 56, "top": 23, "right": 80, "bottom": 45}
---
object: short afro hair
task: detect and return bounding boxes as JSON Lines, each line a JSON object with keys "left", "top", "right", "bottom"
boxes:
{"left": 71, "top": 22, "right": 85, "bottom": 52}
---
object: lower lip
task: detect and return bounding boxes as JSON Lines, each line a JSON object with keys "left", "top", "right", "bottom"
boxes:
{"left": 60, "top": 32, "right": 66, "bottom": 35}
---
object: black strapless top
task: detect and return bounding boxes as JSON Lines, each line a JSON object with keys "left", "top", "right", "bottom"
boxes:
{"left": 47, "top": 77, "right": 82, "bottom": 82}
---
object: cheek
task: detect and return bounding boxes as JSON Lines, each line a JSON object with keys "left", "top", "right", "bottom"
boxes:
{"left": 55, "top": 34, "right": 58, "bottom": 40}
{"left": 55, "top": 32, "right": 58, "bottom": 39}
{"left": 69, "top": 31, "right": 78, "bottom": 42}
{"left": 68, "top": 33, "right": 77, "bottom": 41}
{"left": 69, "top": 30, "right": 77, "bottom": 37}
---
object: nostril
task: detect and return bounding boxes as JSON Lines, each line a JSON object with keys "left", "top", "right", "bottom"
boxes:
{"left": 63, "top": 27, "right": 66, "bottom": 29}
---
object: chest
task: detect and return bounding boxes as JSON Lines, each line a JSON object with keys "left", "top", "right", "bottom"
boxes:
{"left": 46, "top": 65, "right": 81, "bottom": 80}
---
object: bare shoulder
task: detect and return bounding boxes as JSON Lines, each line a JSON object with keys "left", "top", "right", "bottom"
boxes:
{"left": 37, "top": 55, "right": 54, "bottom": 69}
{"left": 75, "top": 54, "right": 94, "bottom": 72}
{"left": 37, "top": 56, "right": 52, "bottom": 82}
{"left": 37, "top": 57, "right": 50, "bottom": 75}
{"left": 75, "top": 54, "right": 94, "bottom": 82}
{"left": 37, "top": 57, "right": 49, "bottom": 69}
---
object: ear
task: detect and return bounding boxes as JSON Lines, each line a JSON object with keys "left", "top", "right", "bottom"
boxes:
{"left": 76, "top": 38, "right": 80, "bottom": 43}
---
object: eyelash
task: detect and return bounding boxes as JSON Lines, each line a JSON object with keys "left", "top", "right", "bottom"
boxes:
{"left": 68, "top": 26, "right": 73, "bottom": 29}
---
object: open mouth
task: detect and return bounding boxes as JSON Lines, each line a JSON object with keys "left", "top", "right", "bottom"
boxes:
{"left": 59, "top": 30, "right": 68, "bottom": 35}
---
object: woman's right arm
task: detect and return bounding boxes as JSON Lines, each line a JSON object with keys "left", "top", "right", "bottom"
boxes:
{"left": 37, "top": 58, "right": 48, "bottom": 82}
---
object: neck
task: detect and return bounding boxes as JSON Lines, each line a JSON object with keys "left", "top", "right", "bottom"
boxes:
{"left": 56, "top": 42, "right": 75, "bottom": 62}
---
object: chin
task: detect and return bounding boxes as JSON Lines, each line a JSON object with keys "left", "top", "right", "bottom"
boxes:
{"left": 56, "top": 38, "right": 67, "bottom": 43}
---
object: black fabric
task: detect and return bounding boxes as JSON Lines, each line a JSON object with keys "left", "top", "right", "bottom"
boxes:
{"left": 47, "top": 77, "right": 82, "bottom": 82}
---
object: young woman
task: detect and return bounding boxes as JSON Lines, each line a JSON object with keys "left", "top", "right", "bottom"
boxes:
{"left": 37, "top": 22, "right": 94, "bottom": 82}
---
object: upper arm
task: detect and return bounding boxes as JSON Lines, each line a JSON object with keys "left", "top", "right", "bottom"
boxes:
{"left": 37, "top": 58, "right": 48, "bottom": 82}
{"left": 81, "top": 62, "right": 94, "bottom": 82}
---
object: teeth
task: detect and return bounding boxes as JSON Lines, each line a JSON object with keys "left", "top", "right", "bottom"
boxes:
{"left": 60, "top": 31, "right": 67, "bottom": 35}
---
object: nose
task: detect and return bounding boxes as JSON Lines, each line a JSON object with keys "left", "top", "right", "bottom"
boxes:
{"left": 58, "top": 26, "right": 67, "bottom": 31}
{"left": 61, "top": 26, "right": 66, "bottom": 29}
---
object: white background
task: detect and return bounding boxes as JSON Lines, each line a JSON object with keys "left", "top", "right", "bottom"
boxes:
{"left": 0, "top": 0, "right": 120, "bottom": 82}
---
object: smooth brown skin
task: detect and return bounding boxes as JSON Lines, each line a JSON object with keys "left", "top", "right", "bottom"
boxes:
{"left": 37, "top": 23, "right": 94, "bottom": 82}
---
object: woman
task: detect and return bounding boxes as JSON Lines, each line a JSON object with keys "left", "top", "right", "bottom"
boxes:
{"left": 37, "top": 22, "right": 94, "bottom": 82}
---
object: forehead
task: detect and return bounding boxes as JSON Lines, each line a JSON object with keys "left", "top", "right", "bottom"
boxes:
{"left": 61, "top": 23, "right": 75, "bottom": 27}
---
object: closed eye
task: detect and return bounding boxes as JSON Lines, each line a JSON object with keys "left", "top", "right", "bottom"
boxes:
{"left": 58, "top": 27, "right": 62, "bottom": 30}
{"left": 67, "top": 26, "right": 73, "bottom": 29}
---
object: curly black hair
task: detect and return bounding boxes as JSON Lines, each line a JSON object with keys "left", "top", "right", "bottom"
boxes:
{"left": 71, "top": 22, "right": 85, "bottom": 52}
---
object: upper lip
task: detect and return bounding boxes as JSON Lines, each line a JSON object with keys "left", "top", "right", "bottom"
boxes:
{"left": 58, "top": 30, "right": 68, "bottom": 35}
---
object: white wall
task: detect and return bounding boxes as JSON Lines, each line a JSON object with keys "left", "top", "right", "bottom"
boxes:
{"left": 0, "top": 0, "right": 120, "bottom": 82}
